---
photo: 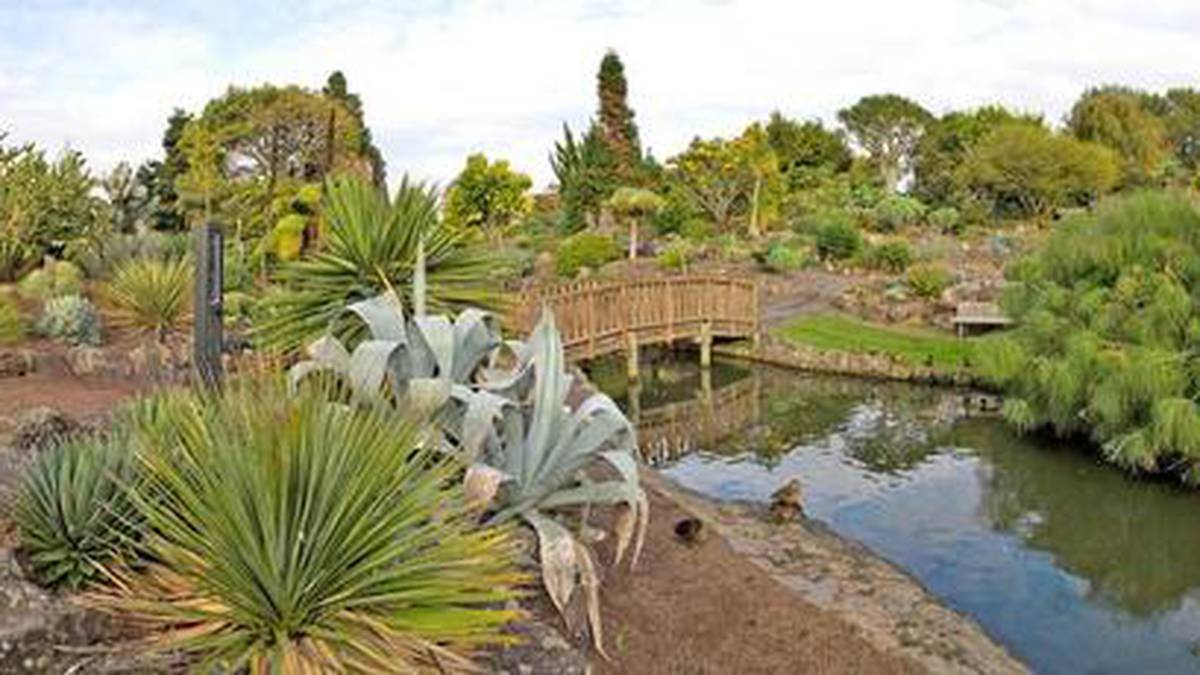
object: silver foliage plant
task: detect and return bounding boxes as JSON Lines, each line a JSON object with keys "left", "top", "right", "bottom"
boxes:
{"left": 290, "top": 285, "right": 648, "bottom": 657}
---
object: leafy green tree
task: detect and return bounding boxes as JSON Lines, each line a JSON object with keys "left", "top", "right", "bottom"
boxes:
{"left": 837, "top": 94, "right": 933, "bottom": 191}
{"left": 323, "top": 70, "right": 387, "bottom": 187}
{"left": 443, "top": 154, "right": 532, "bottom": 241}
{"left": 914, "top": 106, "right": 1042, "bottom": 206}
{"left": 149, "top": 108, "right": 192, "bottom": 231}
{"left": 765, "top": 112, "right": 851, "bottom": 188}
{"left": 1151, "top": 88, "right": 1200, "bottom": 174}
{"left": 550, "top": 123, "right": 617, "bottom": 230}
{"left": 958, "top": 122, "right": 1119, "bottom": 219}
{"left": 667, "top": 126, "right": 782, "bottom": 236}
{"left": 1067, "top": 86, "right": 1169, "bottom": 186}
{"left": 982, "top": 192, "right": 1200, "bottom": 485}
{"left": 0, "top": 137, "right": 102, "bottom": 280}
{"left": 607, "top": 187, "right": 665, "bottom": 259}
{"left": 596, "top": 50, "right": 643, "bottom": 184}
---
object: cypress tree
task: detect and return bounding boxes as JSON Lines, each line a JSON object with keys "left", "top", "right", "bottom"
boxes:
{"left": 595, "top": 50, "right": 643, "bottom": 184}
{"left": 324, "top": 71, "right": 387, "bottom": 187}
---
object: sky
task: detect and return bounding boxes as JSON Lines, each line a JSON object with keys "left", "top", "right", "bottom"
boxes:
{"left": 3, "top": 0, "right": 1200, "bottom": 189}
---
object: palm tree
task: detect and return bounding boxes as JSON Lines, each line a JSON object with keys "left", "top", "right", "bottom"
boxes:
{"left": 607, "top": 187, "right": 665, "bottom": 260}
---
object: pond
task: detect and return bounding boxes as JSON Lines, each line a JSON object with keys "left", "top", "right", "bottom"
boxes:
{"left": 587, "top": 353, "right": 1200, "bottom": 675}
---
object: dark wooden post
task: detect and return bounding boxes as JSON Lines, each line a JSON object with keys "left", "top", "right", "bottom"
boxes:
{"left": 193, "top": 221, "right": 224, "bottom": 389}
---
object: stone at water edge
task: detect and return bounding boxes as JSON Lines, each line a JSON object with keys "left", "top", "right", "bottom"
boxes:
{"left": 769, "top": 478, "right": 805, "bottom": 522}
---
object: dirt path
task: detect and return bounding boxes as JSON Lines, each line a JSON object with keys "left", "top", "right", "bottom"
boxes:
{"left": 594, "top": 481, "right": 919, "bottom": 675}
{"left": 761, "top": 270, "right": 855, "bottom": 328}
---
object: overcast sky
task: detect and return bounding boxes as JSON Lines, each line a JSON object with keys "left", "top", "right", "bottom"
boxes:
{"left": 3, "top": 0, "right": 1200, "bottom": 188}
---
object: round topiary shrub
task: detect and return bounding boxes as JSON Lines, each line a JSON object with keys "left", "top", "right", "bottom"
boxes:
{"left": 816, "top": 221, "right": 864, "bottom": 261}
{"left": 555, "top": 232, "right": 620, "bottom": 277}
{"left": 764, "top": 242, "right": 810, "bottom": 273}
{"left": 906, "top": 262, "right": 953, "bottom": 299}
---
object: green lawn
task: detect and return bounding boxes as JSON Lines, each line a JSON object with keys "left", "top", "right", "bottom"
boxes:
{"left": 773, "top": 313, "right": 982, "bottom": 371}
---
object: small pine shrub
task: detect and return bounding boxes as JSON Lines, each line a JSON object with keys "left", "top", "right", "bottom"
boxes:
{"left": 657, "top": 240, "right": 693, "bottom": 272}
{"left": 928, "top": 207, "right": 962, "bottom": 234}
{"left": 873, "top": 195, "right": 927, "bottom": 232}
{"left": 907, "top": 262, "right": 953, "bottom": 299}
{"left": 863, "top": 240, "right": 913, "bottom": 273}
{"left": 816, "top": 221, "right": 864, "bottom": 261}
{"left": 18, "top": 260, "right": 84, "bottom": 302}
{"left": 555, "top": 232, "right": 620, "bottom": 277}
{"left": 0, "top": 293, "right": 24, "bottom": 345}
{"left": 37, "top": 294, "right": 102, "bottom": 346}
{"left": 764, "top": 243, "right": 809, "bottom": 273}
{"left": 14, "top": 433, "right": 140, "bottom": 589}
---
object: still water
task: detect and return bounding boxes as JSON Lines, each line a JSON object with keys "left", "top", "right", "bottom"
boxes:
{"left": 588, "top": 354, "right": 1200, "bottom": 675}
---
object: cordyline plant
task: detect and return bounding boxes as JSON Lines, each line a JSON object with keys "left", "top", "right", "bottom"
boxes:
{"left": 290, "top": 279, "right": 648, "bottom": 655}
{"left": 87, "top": 382, "right": 524, "bottom": 673}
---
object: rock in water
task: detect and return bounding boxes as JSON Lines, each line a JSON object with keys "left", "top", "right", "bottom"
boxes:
{"left": 769, "top": 478, "right": 805, "bottom": 522}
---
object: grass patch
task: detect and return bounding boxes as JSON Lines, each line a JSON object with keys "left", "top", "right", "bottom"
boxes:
{"left": 773, "top": 313, "right": 985, "bottom": 372}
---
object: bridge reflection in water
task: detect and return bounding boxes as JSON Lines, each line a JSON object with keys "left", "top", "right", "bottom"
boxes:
{"left": 629, "top": 368, "right": 762, "bottom": 466}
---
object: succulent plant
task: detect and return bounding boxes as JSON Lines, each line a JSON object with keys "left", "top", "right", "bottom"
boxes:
{"left": 37, "top": 294, "right": 101, "bottom": 346}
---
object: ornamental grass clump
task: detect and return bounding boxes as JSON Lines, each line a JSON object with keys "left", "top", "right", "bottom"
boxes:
{"left": 14, "top": 432, "right": 140, "bottom": 589}
{"left": 104, "top": 257, "right": 192, "bottom": 342}
{"left": 89, "top": 383, "right": 524, "bottom": 673}
{"left": 982, "top": 191, "right": 1200, "bottom": 484}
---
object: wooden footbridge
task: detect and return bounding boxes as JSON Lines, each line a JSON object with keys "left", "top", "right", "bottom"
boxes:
{"left": 513, "top": 275, "right": 759, "bottom": 375}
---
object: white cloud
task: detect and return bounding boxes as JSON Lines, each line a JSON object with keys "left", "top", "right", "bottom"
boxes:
{"left": 3, "top": 0, "right": 1200, "bottom": 187}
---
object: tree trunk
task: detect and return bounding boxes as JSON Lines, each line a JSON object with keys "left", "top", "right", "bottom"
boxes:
{"left": 749, "top": 174, "right": 762, "bottom": 238}
{"left": 628, "top": 218, "right": 638, "bottom": 260}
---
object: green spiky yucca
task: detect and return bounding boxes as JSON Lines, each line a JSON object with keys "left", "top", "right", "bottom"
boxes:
{"left": 88, "top": 382, "right": 524, "bottom": 673}
{"left": 254, "top": 176, "right": 504, "bottom": 354}
{"left": 104, "top": 257, "right": 192, "bottom": 342}
{"left": 14, "top": 433, "right": 140, "bottom": 589}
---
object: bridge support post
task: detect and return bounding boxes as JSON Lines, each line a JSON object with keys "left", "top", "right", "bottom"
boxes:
{"left": 626, "top": 332, "right": 640, "bottom": 380}
{"left": 699, "top": 320, "right": 713, "bottom": 369}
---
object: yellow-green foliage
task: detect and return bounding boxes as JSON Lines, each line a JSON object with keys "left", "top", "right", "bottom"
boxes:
{"left": 105, "top": 257, "right": 192, "bottom": 341}
{"left": 657, "top": 239, "right": 693, "bottom": 271}
{"left": 906, "top": 262, "right": 952, "bottom": 299}
{"left": 983, "top": 191, "right": 1200, "bottom": 484}
{"left": 18, "top": 260, "right": 83, "bottom": 301}
{"left": 266, "top": 214, "right": 307, "bottom": 261}
{"left": 89, "top": 383, "right": 522, "bottom": 672}
{"left": 0, "top": 292, "right": 24, "bottom": 345}
{"left": 556, "top": 231, "right": 620, "bottom": 277}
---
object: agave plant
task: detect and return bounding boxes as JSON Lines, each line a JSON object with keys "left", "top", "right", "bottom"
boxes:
{"left": 89, "top": 382, "right": 523, "bottom": 673}
{"left": 460, "top": 312, "right": 648, "bottom": 656}
{"left": 255, "top": 176, "right": 503, "bottom": 353}
{"left": 104, "top": 256, "right": 192, "bottom": 342}
{"left": 14, "top": 432, "right": 141, "bottom": 589}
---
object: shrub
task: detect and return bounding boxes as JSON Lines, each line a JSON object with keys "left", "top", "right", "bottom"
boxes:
{"left": 928, "top": 206, "right": 962, "bottom": 233}
{"left": 873, "top": 195, "right": 927, "bottom": 231}
{"left": 105, "top": 257, "right": 192, "bottom": 342}
{"left": 657, "top": 239, "right": 693, "bottom": 272}
{"left": 0, "top": 293, "right": 24, "bottom": 345}
{"left": 17, "top": 260, "right": 84, "bottom": 302}
{"left": 906, "top": 262, "right": 953, "bottom": 299}
{"left": 863, "top": 240, "right": 913, "bottom": 273}
{"left": 91, "top": 384, "right": 523, "bottom": 672}
{"left": 714, "top": 233, "right": 755, "bottom": 263}
{"left": 37, "top": 294, "right": 101, "bottom": 345}
{"left": 764, "top": 242, "right": 809, "bottom": 272}
{"left": 556, "top": 231, "right": 620, "bottom": 277}
{"left": 816, "top": 221, "right": 863, "bottom": 260}
{"left": 14, "top": 433, "right": 139, "bottom": 589}
{"left": 72, "top": 232, "right": 190, "bottom": 279}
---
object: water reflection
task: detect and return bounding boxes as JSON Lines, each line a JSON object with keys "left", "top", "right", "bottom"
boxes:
{"left": 595, "top": 356, "right": 1200, "bottom": 675}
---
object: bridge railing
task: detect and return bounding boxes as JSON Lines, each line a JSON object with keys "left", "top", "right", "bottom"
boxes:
{"left": 513, "top": 275, "right": 759, "bottom": 359}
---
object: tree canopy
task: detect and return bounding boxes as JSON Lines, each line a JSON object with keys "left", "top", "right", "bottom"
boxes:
{"left": 913, "top": 106, "right": 1042, "bottom": 206}
{"left": 1067, "top": 86, "right": 1169, "bottom": 186}
{"left": 443, "top": 153, "right": 533, "bottom": 240}
{"left": 837, "top": 94, "right": 933, "bottom": 191}
{"left": 765, "top": 112, "right": 851, "bottom": 189}
{"left": 958, "top": 122, "right": 1119, "bottom": 218}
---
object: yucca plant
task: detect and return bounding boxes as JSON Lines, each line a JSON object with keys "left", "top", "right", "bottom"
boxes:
{"left": 88, "top": 382, "right": 523, "bottom": 673}
{"left": 14, "top": 433, "right": 140, "bottom": 589}
{"left": 104, "top": 257, "right": 192, "bottom": 343}
{"left": 255, "top": 176, "right": 503, "bottom": 353}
